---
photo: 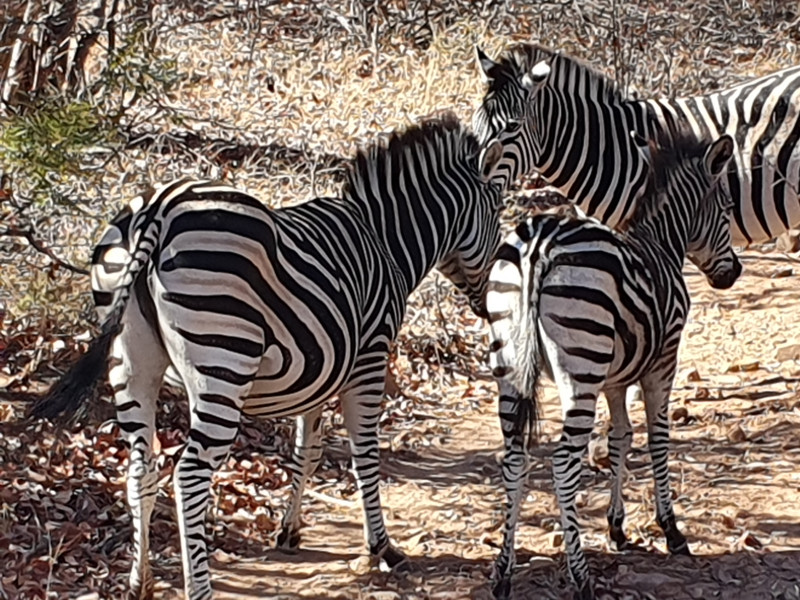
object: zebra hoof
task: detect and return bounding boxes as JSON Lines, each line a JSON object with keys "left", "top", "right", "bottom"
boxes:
{"left": 491, "top": 575, "right": 511, "bottom": 599}
{"left": 609, "top": 527, "right": 631, "bottom": 552}
{"left": 668, "top": 539, "right": 692, "bottom": 556}
{"left": 574, "top": 581, "right": 594, "bottom": 600}
{"left": 665, "top": 529, "right": 691, "bottom": 556}
{"left": 370, "top": 544, "right": 408, "bottom": 571}
{"left": 276, "top": 527, "right": 302, "bottom": 551}
{"left": 381, "top": 546, "right": 408, "bottom": 570}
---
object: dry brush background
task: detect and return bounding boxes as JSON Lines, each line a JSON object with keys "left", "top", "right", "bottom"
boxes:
{"left": 2, "top": 1, "right": 800, "bottom": 599}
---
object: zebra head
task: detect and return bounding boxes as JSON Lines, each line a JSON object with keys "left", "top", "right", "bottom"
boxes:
{"left": 473, "top": 48, "right": 551, "bottom": 192}
{"left": 472, "top": 45, "right": 552, "bottom": 150}
{"left": 687, "top": 135, "right": 741, "bottom": 289}
{"left": 632, "top": 131, "right": 741, "bottom": 290}
{"left": 436, "top": 138, "right": 505, "bottom": 319}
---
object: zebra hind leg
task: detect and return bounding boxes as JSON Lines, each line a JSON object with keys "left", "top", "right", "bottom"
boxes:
{"left": 491, "top": 380, "right": 530, "bottom": 600}
{"left": 604, "top": 386, "right": 633, "bottom": 552}
{"left": 276, "top": 405, "right": 325, "bottom": 550}
{"left": 640, "top": 371, "right": 691, "bottom": 556}
{"left": 108, "top": 295, "right": 170, "bottom": 599}
{"left": 339, "top": 367, "right": 408, "bottom": 570}
{"left": 551, "top": 381, "right": 601, "bottom": 600}
{"left": 170, "top": 360, "right": 256, "bottom": 599}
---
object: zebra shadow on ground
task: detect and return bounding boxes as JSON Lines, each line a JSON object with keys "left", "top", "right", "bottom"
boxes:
{"left": 207, "top": 544, "right": 800, "bottom": 600}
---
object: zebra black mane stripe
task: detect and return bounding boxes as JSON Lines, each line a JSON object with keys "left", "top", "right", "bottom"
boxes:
{"left": 342, "top": 111, "right": 480, "bottom": 203}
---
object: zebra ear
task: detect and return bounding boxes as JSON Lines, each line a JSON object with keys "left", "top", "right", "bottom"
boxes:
{"left": 631, "top": 131, "right": 651, "bottom": 166}
{"left": 521, "top": 59, "right": 550, "bottom": 91}
{"left": 479, "top": 140, "right": 504, "bottom": 182}
{"left": 476, "top": 46, "right": 500, "bottom": 83}
{"left": 705, "top": 134, "right": 734, "bottom": 178}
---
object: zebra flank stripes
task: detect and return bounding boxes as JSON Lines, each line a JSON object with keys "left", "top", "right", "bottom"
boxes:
{"left": 485, "top": 127, "right": 741, "bottom": 599}
{"left": 474, "top": 43, "right": 800, "bottom": 245}
{"left": 35, "top": 113, "right": 505, "bottom": 600}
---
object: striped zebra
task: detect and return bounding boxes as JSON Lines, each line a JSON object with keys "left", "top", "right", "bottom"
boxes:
{"left": 473, "top": 43, "right": 800, "bottom": 246}
{"left": 485, "top": 127, "right": 740, "bottom": 600}
{"left": 31, "top": 114, "right": 506, "bottom": 600}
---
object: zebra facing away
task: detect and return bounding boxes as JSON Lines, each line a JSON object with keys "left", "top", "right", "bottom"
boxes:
{"left": 485, "top": 128, "right": 740, "bottom": 600}
{"left": 31, "top": 114, "right": 506, "bottom": 600}
{"left": 473, "top": 43, "right": 800, "bottom": 246}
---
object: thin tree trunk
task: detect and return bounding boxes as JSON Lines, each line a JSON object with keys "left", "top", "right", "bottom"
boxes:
{"left": 0, "top": 0, "right": 131, "bottom": 115}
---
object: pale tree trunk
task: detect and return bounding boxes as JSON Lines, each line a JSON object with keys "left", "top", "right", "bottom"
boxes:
{"left": 0, "top": 0, "right": 154, "bottom": 115}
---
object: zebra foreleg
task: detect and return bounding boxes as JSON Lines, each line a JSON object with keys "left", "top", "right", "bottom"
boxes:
{"left": 339, "top": 367, "right": 407, "bottom": 570}
{"left": 640, "top": 370, "right": 690, "bottom": 556}
{"left": 491, "top": 380, "right": 530, "bottom": 600}
{"left": 109, "top": 295, "right": 169, "bottom": 600}
{"left": 605, "top": 386, "right": 633, "bottom": 552}
{"left": 277, "top": 405, "right": 325, "bottom": 550}
{"left": 552, "top": 385, "right": 600, "bottom": 600}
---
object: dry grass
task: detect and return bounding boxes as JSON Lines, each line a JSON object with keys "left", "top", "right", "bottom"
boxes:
{"left": 3, "top": 2, "right": 800, "bottom": 328}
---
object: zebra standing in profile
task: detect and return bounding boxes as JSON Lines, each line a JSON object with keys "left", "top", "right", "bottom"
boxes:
{"left": 485, "top": 127, "right": 740, "bottom": 600}
{"left": 473, "top": 42, "right": 800, "bottom": 246}
{"left": 32, "top": 114, "right": 507, "bottom": 600}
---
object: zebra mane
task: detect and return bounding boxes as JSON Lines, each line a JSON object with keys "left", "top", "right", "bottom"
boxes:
{"left": 343, "top": 111, "right": 480, "bottom": 199}
{"left": 496, "top": 43, "right": 627, "bottom": 103}
{"left": 624, "top": 125, "right": 714, "bottom": 228}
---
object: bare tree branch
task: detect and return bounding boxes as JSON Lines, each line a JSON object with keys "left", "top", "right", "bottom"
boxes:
{"left": 0, "top": 224, "right": 89, "bottom": 275}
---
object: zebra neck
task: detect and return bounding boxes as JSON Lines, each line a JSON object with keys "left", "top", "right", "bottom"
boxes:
{"left": 532, "top": 87, "right": 650, "bottom": 186}
{"left": 628, "top": 204, "right": 690, "bottom": 270}
{"left": 343, "top": 189, "right": 460, "bottom": 296}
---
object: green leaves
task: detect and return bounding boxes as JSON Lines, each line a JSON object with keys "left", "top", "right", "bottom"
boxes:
{"left": 0, "top": 99, "right": 113, "bottom": 204}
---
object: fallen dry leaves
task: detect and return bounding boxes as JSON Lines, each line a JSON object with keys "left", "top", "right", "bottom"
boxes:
{"left": 4, "top": 249, "right": 800, "bottom": 599}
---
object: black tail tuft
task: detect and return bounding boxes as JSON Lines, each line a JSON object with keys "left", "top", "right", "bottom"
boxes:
{"left": 511, "top": 372, "right": 541, "bottom": 451}
{"left": 29, "top": 323, "right": 120, "bottom": 425}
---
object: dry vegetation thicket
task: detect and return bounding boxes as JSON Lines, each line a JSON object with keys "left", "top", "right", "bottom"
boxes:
{"left": 1, "top": 1, "right": 800, "bottom": 598}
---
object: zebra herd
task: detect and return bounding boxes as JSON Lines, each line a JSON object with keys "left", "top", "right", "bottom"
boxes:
{"left": 29, "top": 41, "right": 800, "bottom": 600}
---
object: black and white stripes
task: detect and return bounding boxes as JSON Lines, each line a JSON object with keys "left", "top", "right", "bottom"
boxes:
{"left": 473, "top": 43, "right": 800, "bottom": 245}
{"left": 33, "top": 114, "right": 506, "bottom": 600}
{"left": 485, "top": 128, "right": 740, "bottom": 599}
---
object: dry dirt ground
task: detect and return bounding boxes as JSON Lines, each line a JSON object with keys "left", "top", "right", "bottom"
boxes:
{"left": 5, "top": 250, "right": 800, "bottom": 599}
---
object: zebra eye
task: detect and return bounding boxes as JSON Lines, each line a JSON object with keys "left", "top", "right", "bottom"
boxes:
{"left": 504, "top": 120, "right": 522, "bottom": 133}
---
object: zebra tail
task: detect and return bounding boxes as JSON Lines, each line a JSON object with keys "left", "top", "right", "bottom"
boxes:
{"left": 510, "top": 252, "right": 546, "bottom": 448}
{"left": 30, "top": 200, "right": 158, "bottom": 424}
{"left": 29, "top": 317, "right": 122, "bottom": 423}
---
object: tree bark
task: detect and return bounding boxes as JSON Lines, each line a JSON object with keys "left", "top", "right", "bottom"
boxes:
{"left": 0, "top": 0, "right": 136, "bottom": 115}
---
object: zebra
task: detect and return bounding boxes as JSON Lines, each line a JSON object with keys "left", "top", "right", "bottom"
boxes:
{"left": 485, "top": 127, "right": 740, "bottom": 600}
{"left": 472, "top": 42, "right": 800, "bottom": 246}
{"left": 31, "top": 113, "right": 507, "bottom": 600}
